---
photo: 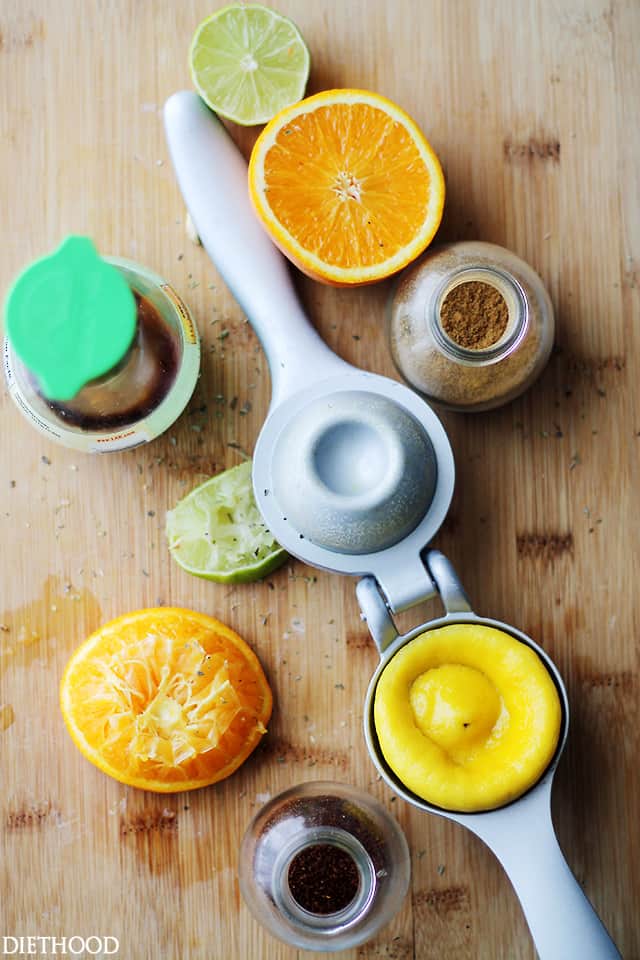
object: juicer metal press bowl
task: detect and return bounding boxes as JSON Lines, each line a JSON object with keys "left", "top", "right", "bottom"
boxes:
{"left": 164, "top": 92, "right": 620, "bottom": 959}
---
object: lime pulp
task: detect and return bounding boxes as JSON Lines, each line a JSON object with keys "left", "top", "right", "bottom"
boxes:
{"left": 166, "top": 460, "right": 287, "bottom": 583}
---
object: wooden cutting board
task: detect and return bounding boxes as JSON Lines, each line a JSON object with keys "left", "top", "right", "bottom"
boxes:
{"left": 1, "top": 1, "right": 638, "bottom": 957}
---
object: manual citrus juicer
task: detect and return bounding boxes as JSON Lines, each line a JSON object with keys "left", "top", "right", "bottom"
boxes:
{"left": 164, "top": 92, "right": 620, "bottom": 959}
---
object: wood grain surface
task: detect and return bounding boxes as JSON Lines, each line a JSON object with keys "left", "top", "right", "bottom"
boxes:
{"left": 1, "top": 1, "right": 638, "bottom": 958}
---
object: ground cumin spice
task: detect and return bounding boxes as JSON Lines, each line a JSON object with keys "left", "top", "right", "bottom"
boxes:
{"left": 388, "top": 242, "right": 555, "bottom": 412}
{"left": 440, "top": 280, "right": 508, "bottom": 349}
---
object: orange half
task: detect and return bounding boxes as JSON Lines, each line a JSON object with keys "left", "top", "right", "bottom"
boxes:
{"left": 60, "top": 608, "right": 272, "bottom": 792}
{"left": 248, "top": 89, "right": 445, "bottom": 285}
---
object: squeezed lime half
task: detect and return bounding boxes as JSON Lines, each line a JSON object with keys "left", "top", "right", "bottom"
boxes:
{"left": 189, "top": 3, "right": 310, "bottom": 126}
{"left": 166, "top": 460, "right": 287, "bottom": 583}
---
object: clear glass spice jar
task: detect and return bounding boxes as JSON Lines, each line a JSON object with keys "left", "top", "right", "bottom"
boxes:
{"left": 238, "top": 781, "right": 411, "bottom": 952}
{"left": 388, "top": 241, "right": 554, "bottom": 412}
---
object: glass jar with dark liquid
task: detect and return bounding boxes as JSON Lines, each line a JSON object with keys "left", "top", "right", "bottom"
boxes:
{"left": 4, "top": 239, "right": 200, "bottom": 452}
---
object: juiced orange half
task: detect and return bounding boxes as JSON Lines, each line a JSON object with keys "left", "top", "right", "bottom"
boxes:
{"left": 374, "top": 623, "right": 561, "bottom": 812}
{"left": 60, "top": 608, "right": 272, "bottom": 792}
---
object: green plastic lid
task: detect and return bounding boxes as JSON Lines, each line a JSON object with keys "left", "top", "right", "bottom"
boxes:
{"left": 4, "top": 236, "right": 137, "bottom": 401}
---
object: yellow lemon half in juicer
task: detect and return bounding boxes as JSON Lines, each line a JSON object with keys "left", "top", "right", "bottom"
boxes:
{"left": 373, "top": 623, "right": 562, "bottom": 812}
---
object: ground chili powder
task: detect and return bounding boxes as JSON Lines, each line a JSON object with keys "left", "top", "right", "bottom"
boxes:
{"left": 260, "top": 793, "right": 387, "bottom": 917}
{"left": 440, "top": 280, "right": 508, "bottom": 349}
{"left": 287, "top": 843, "right": 360, "bottom": 914}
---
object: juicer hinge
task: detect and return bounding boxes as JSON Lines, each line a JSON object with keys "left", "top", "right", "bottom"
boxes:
{"left": 373, "top": 554, "right": 438, "bottom": 615}
{"left": 358, "top": 551, "right": 474, "bottom": 653}
{"left": 356, "top": 576, "right": 399, "bottom": 654}
{"left": 423, "top": 550, "right": 473, "bottom": 615}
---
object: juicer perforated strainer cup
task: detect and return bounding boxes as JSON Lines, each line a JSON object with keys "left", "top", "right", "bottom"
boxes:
{"left": 164, "top": 92, "right": 620, "bottom": 959}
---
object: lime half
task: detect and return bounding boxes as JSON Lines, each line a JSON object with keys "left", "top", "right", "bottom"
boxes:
{"left": 189, "top": 4, "right": 310, "bottom": 126}
{"left": 166, "top": 460, "right": 287, "bottom": 583}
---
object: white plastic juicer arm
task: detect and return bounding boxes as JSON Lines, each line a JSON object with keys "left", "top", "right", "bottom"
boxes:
{"left": 163, "top": 91, "right": 348, "bottom": 409}
{"left": 461, "top": 780, "right": 621, "bottom": 960}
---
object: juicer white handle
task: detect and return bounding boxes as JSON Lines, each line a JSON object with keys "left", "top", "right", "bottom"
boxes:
{"left": 163, "top": 91, "right": 348, "bottom": 408}
{"left": 462, "top": 781, "right": 621, "bottom": 959}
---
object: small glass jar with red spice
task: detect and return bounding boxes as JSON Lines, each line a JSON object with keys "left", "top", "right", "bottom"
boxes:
{"left": 388, "top": 241, "right": 554, "bottom": 412}
{"left": 239, "top": 781, "right": 410, "bottom": 952}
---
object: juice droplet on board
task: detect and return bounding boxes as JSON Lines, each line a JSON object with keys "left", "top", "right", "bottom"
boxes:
{"left": 0, "top": 704, "right": 15, "bottom": 731}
